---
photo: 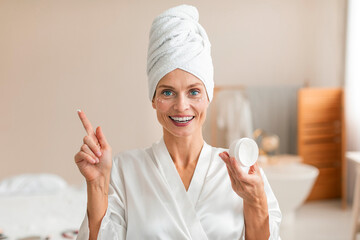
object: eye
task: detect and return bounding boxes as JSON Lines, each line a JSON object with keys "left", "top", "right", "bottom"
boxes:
{"left": 161, "top": 90, "right": 173, "bottom": 96}
{"left": 190, "top": 89, "right": 200, "bottom": 96}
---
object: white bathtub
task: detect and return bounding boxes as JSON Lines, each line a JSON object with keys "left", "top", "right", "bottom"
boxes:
{"left": 262, "top": 162, "right": 319, "bottom": 226}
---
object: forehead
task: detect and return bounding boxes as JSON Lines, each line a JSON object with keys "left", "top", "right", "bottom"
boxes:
{"left": 156, "top": 68, "right": 205, "bottom": 89}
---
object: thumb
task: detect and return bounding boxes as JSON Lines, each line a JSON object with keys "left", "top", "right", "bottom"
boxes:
{"left": 96, "top": 126, "right": 109, "bottom": 149}
{"left": 248, "top": 162, "right": 261, "bottom": 176}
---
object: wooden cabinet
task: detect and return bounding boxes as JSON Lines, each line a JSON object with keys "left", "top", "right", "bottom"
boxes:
{"left": 297, "top": 88, "right": 346, "bottom": 207}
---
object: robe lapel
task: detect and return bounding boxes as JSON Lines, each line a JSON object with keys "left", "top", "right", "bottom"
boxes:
{"left": 152, "top": 138, "right": 209, "bottom": 240}
{"left": 187, "top": 142, "right": 212, "bottom": 206}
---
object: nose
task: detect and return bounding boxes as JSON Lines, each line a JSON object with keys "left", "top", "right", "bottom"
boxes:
{"left": 173, "top": 94, "right": 190, "bottom": 112}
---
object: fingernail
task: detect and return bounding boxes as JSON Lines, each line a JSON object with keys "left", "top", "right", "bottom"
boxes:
{"left": 97, "top": 151, "right": 102, "bottom": 157}
{"left": 77, "top": 109, "right": 81, "bottom": 113}
{"left": 96, "top": 157, "right": 100, "bottom": 163}
{"left": 92, "top": 158, "right": 97, "bottom": 164}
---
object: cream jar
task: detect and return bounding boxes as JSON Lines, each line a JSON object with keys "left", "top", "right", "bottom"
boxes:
{"left": 229, "top": 138, "right": 259, "bottom": 167}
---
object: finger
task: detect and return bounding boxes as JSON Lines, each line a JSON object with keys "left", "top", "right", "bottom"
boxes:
{"left": 219, "top": 152, "right": 244, "bottom": 182}
{"left": 248, "top": 164, "right": 258, "bottom": 175}
{"left": 226, "top": 165, "right": 247, "bottom": 194}
{"left": 238, "top": 162, "right": 263, "bottom": 185}
{"left": 252, "top": 162, "right": 262, "bottom": 176}
{"left": 81, "top": 144, "right": 99, "bottom": 163}
{"left": 219, "top": 153, "right": 240, "bottom": 181}
{"left": 249, "top": 163, "right": 264, "bottom": 183}
{"left": 226, "top": 157, "right": 237, "bottom": 176}
{"left": 229, "top": 157, "right": 252, "bottom": 184}
{"left": 75, "top": 151, "right": 97, "bottom": 164}
{"left": 219, "top": 151, "right": 231, "bottom": 165}
{"left": 223, "top": 151, "right": 230, "bottom": 158}
{"left": 83, "top": 135, "right": 102, "bottom": 158}
{"left": 226, "top": 165, "right": 237, "bottom": 188}
{"left": 77, "top": 110, "right": 96, "bottom": 139}
{"left": 95, "top": 126, "right": 109, "bottom": 149}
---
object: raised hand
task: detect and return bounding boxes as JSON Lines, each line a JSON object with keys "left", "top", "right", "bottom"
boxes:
{"left": 219, "top": 151, "right": 266, "bottom": 206}
{"left": 74, "top": 110, "right": 112, "bottom": 183}
{"left": 219, "top": 151, "right": 270, "bottom": 239}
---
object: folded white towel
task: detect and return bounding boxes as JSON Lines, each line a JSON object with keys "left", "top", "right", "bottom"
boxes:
{"left": 147, "top": 4, "right": 214, "bottom": 102}
{"left": 0, "top": 174, "right": 67, "bottom": 195}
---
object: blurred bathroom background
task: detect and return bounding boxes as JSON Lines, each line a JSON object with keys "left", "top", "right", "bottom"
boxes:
{"left": 0, "top": 0, "right": 359, "bottom": 239}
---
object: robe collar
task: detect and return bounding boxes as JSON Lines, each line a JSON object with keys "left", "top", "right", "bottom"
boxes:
{"left": 152, "top": 137, "right": 212, "bottom": 240}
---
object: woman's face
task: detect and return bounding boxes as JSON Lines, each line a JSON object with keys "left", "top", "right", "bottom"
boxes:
{"left": 152, "top": 68, "right": 210, "bottom": 138}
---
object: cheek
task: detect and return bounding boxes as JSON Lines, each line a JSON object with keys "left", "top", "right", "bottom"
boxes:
{"left": 192, "top": 98, "right": 209, "bottom": 112}
{"left": 155, "top": 97, "right": 171, "bottom": 113}
{"left": 191, "top": 102, "right": 209, "bottom": 120}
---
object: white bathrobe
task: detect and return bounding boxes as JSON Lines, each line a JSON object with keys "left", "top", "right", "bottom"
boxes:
{"left": 77, "top": 138, "right": 282, "bottom": 239}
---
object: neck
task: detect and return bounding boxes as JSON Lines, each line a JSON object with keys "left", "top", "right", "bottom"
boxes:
{"left": 163, "top": 131, "right": 204, "bottom": 169}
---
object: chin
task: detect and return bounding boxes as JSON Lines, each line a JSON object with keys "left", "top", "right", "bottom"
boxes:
{"left": 164, "top": 126, "right": 197, "bottom": 138}
{"left": 169, "top": 130, "right": 194, "bottom": 138}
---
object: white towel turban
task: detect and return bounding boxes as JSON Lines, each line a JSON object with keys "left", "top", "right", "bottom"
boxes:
{"left": 147, "top": 4, "right": 214, "bottom": 102}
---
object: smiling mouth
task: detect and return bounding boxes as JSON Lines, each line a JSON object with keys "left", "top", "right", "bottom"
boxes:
{"left": 169, "top": 116, "right": 195, "bottom": 123}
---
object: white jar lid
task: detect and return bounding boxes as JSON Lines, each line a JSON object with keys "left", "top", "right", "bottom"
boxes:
{"left": 238, "top": 138, "right": 258, "bottom": 167}
{"left": 229, "top": 138, "right": 259, "bottom": 167}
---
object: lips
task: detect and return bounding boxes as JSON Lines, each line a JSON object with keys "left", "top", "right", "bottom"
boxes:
{"left": 169, "top": 116, "right": 194, "bottom": 122}
{"left": 169, "top": 116, "right": 195, "bottom": 126}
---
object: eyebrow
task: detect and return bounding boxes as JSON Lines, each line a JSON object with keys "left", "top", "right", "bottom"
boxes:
{"left": 157, "top": 83, "right": 203, "bottom": 89}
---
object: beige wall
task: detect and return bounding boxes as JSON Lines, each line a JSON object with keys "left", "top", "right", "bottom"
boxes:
{"left": 0, "top": 0, "right": 347, "bottom": 185}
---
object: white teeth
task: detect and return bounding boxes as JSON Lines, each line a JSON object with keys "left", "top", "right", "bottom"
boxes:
{"left": 170, "top": 116, "right": 194, "bottom": 122}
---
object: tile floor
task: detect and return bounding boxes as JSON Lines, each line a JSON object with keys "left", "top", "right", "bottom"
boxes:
{"left": 280, "top": 199, "right": 356, "bottom": 240}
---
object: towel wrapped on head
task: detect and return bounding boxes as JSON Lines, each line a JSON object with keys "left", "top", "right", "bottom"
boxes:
{"left": 147, "top": 4, "right": 214, "bottom": 102}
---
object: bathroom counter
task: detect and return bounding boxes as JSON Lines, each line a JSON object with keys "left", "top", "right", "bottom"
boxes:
{"left": 258, "top": 154, "right": 302, "bottom": 166}
{"left": 347, "top": 152, "right": 360, "bottom": 164}
{"left": 346, "top": 151, "right": 360, "bottom": 238}
{"left": 346, "top": 151, "right": 360, "bottom": 203}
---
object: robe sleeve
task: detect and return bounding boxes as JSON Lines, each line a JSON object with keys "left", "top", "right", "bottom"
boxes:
{"left": 77, "top": 158, "right": 127, "bottom": 240}
{"left": 261, "top": 168, "right": 282, "bottom": 240}
{"left": 240, "top": 168, "right": 282, "bottom": 240}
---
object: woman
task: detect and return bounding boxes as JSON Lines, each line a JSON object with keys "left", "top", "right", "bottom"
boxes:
{"left": 75, "top": 5, "right": 281, "bottom": 240}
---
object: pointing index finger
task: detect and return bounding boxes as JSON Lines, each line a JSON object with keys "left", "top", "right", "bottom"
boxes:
{"left": 77, "top": 109, "right": 95, "bottom": 137}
